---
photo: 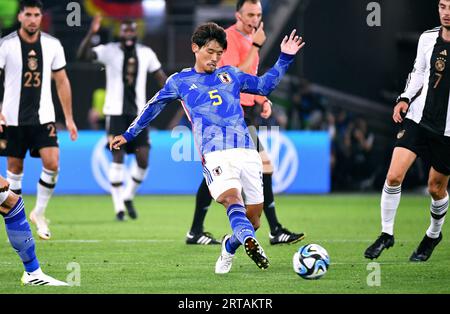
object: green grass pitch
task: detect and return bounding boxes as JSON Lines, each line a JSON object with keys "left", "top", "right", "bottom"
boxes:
{"left": 0, "top": 194, "right": 449, "bottom": 294}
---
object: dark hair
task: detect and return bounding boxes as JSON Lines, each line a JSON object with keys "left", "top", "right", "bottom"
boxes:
{"left": 236, "top": 0, "right": 260, "bottom": 11}
{"left": 191, "top": 22, "right": 227, "bottom": 50}
{"left": 20, "top": 0, "right": 43, "bottom": 12}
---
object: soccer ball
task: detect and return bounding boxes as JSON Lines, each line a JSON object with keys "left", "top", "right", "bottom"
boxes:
{"left": 293, "top": 243, "right": 330, "bottom": 280}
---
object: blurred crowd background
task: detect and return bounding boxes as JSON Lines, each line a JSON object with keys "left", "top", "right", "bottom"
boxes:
{"left": 0, "top": 0, "right": 439, "bottom": 191}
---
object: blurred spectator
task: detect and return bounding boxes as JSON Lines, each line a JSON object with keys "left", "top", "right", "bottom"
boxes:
{"left": 289, "top": 79, "right": 328, "bottom": 130}
{"left": 88, "top": 88, "right": 106, "bottom": 130}
{"left": 333, "top": 115, "right": 376, "bottom": 190}
{"left": 348, "top": 117, "right": 375, "bottom": 188}
{"left": 0, "top": 0, "right": 19, "bottom": 36}
{"left": 256, "top": 102, "right": 289, "bottom": 129}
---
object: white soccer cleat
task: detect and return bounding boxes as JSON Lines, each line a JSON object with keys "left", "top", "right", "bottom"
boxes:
{"left": 29, "top": 210, "right": 51, "bottom": 240}
{"left": 215, "top": 234, "right": 235, "bottom": 274}
{"left": 21, "top": 270, "right": 68, "bottom": 286}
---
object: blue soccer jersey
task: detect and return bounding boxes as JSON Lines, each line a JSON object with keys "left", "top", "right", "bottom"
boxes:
{"left": 123, "top": 52, "right": 295, "bottom": 156}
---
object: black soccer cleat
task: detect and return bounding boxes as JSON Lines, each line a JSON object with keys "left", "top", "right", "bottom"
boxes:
{"left": 186, "top": 231, "right": 220, "bottom": 245}
{"left": 116, "top": 211, "right": 126, "bottom": 222}
{"left": 244, "top": 237, "right": 270, "bottom": 270}
{"left": 124, "top": 200, "right": 138, "bottom": 219}
{"left": 409, "top": 233, "right": 442, "bottom": 262}
{"left": 364, "top": 232, "right": 395, "bottom": 259}
{"left": 269, "top": 227, "right": 305, "bottom": 245}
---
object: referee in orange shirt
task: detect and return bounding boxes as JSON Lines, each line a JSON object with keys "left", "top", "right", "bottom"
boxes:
{"left": 186, "top": 0, "right": 305, "bottom": 245}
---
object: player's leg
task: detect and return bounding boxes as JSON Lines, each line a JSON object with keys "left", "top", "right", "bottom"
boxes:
{"left": 204, "top": 150, "right": 267, "bottom": 273}
{"left": 29, "top": 146, "right": 59, "bottom": 240}
{"left": 26, "top": 123, "right": 60, "bottom": 240}
{"left": 238, "top": 148, "right": 271, "bottom": 269}
{"left": 7, "top": 157, "right": 24, "bottom": 196}
{"left": 250, "top": 124, "right": 304, "bottom": 245}
{"left": 216, "top": 188, "right": 268, "bottom": 271}
{"left": 364, "top": 147, "right": 417, "bottom": 259}
{"left": 260, "top": 150, "right": 305, "bottom": 244}
{"left": 186, "top": 178, "right": 219, "bottom": 245}
{"left": 123, "top": 145, "right": 149, "bottom": 219}
{"left": 106, "top": 116, "right": 128, "bottom": 221}
{"left": 110, "top": 148, "right": 126, "bottom": 221}
{"left": 0, "top": 178, "right": 67, "bottom": 286}
{"left": 4, "top": 126, "right": 27, "bottom": 197}
{"left": 410, "top": 154, "right": 450, "bottom": 262}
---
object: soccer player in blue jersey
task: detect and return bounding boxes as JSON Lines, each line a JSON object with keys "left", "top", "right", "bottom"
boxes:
{"left": 110, "top": 22, "right": 305, "bottom": 273}
{"left": 0, "top": 175, "right": 67, "bottom": 285}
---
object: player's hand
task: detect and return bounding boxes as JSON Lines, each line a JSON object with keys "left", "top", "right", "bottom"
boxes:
{"left": 0, "top": 112, "right": 7, "bottom": 133}
{"left": 393, "top": 101, "right": 409, "bottom": 123}
{"left": 0, "top": 176, "right": 10, "bottom": 193}
{"left": 280, "top": 29, "right": 305, "bottom": 55}
{"left": 90, "top": 14, "right": 102, "bottom": 34}
{"left": 66, "top": 119, "right": 78, "bottom": 141}
{"left": 252, "top": 22, "right": 266, "bottom": 47}
{"left": 110, "top": 135, "right": 127, "bottom": 151}
{"left": 260, "top": 99, "right": 272, "bottom": 119}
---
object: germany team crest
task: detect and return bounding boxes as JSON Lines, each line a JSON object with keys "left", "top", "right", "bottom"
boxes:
{"left": 218, "top": 72, "right": 232, "bottom": 84}
{"left": 435, "top": 58, "right": 446, "bottom": 72}
{"left": 28, "top": 50, "right": 38, "bottom": 71}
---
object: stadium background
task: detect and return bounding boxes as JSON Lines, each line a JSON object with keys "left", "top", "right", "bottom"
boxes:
{"left": 0, "top": 0, "right": 439, "bottom": 195}
{"left": 1, "top": 0, "right": 450, "bottom": 296}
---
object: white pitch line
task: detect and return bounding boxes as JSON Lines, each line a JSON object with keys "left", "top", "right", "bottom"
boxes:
{"left": 114, "top": 239, "right": 175, "bottom": 243}
{"left": 44, "top": 240, "right": 101, "bottom": 243}
{"left": 330, "top": 262, "right": 438, "bottom": 266}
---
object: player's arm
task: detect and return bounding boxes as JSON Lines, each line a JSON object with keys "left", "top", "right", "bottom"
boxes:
{"left": 110, "top": 75, "right": 179, "bottom": 150}
{"left": 147, "top": 48, "right": 166, "bottom": 88}
{"left": 0, "top": 41, "right": 7, "bottom": 132}
{"left": 394, "top": 33, "right": 427, "bottom": 123}
{"left": 52, "top": 69, "right": 78, "bottom": 141}
{"left": 238, "top": 30, "right": 305, "bottom": 96}
{"left": 255, "top": 95, "right": 272, "bottom": 119}
{"left": 152, "top": 69, "right": 168, "bottom": 89}
{"left": 77, "top": 14, "right": 102, "bottom": 61}
{"left": 239, "top": 22, "right": 266, "bottom": 73}
{"left": 0, "top": 68, "right": 4, "bottom": 133}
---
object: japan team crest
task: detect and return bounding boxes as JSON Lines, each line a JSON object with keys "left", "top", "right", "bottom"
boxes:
{"left": 218, "top": 72, "right": 232, "bottom": 84}
{"left": 212, "top": 166, "right": 223, "bottom": 176}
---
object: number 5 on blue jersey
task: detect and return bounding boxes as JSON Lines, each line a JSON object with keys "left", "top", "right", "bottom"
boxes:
{"left": 208, "top": 89, "right": 223, "bottom": 106}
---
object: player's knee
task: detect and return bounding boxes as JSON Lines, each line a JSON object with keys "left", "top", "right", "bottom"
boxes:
{"left": 249, "top": 216, "right": 261, "bottom": 230}
{"left": 386, "top": 172, "right": 403, "bottom": 187}
{"left": 112, "top": 153, "right": 125, "bottom": 164}
{"left": 0, "top": 191, "right": 19, "bottom": 212}
{"left": 8, "top": 163, "right": 23, "bottom": 174}
{"left": 43, "top": 160, "right": 59, "bottom": 172}
{"left": 428, "top": 180, "right": 447, "bottom": 199}
{"left": 217, "top": 195, "right": 242, "bottom": 208}
{"left": 136, "top": 159, "right": 148, "bottom": 169}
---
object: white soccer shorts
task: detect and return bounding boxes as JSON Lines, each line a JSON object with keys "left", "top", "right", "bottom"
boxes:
{"left": 202, "top": 148, "right": 264, "bottom": 205}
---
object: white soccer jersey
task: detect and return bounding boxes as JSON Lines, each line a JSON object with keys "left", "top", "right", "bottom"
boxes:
{"left": 93, "top": 43, "right": 162, "bottom": 116}
{"left": 0, "top": 31, "right": 66, "bottom": 126}
{"left": 400, "top": 26, "right": 450, "bottom": 136}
